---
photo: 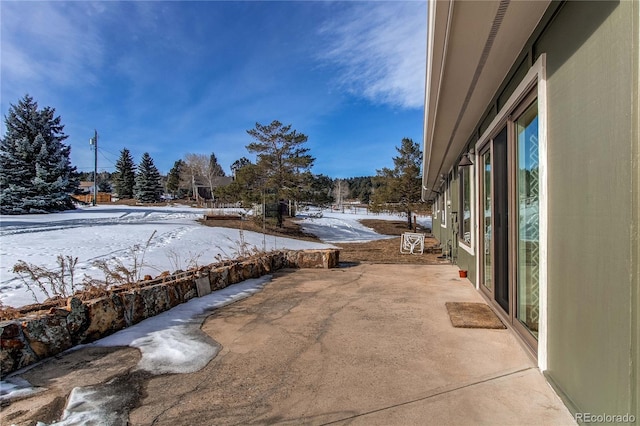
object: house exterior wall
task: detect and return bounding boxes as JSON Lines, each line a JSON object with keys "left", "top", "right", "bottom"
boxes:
{"left": 432, "top": 211, "right": 443, "bottom": 241}
{"left": 432, "top": 176, "right": 457, "bottom": 260}
{"left": 428, "top": 0, "right": 638, "bottom": 418}
{"left": 456, "top": 242, "right": 475, "bottom": 285}
{"left": 424, "top": 0, "right": 638, "bottom": 420}
{"left": 530, "top": 1, "right": 638, "bottom": 417}
{"left": 634, "top": 0, "right": 640, "bottom": 418}
{"left": 432, "top": 186, "right": 448, "bottom": 245}
{"left": 429, "top": 169, "right": 477, "bottom": 285}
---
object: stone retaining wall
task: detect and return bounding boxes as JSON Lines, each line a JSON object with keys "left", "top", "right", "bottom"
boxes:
{"left": 0, "top": 249, "right": 339, "bottom": 378}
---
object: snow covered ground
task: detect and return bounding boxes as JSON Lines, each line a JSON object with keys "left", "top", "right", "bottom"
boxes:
{"left": 0, "top": 205, "right": 329, "bottom": 308}
{"left": 0, "top": 204, "right": 432, "bottom": 422}
{"left": 0, "top": 205, "right": 430, "bottom": 308}
{"left": 299, "top": 208, "right": 397, "bottom": 243}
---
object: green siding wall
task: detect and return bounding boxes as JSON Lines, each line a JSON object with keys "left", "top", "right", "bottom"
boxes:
{"left": 433, "top": 215, "right": 444, "bottom": 242}
{"left": 534, "top": 0, "right": 638, "bottom": 419}
{"left": 634, "top": 0, "right": 639, "bottom": 416}
{"left": 456, "top": 247, "right": 476, "bottom": 286}
{"left": 430, "top": 172, "right": 477, "bottom": 285}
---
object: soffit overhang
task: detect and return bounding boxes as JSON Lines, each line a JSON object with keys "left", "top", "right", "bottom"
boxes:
{"left": 422, "top": 0, "right": 550, "bottom": 200}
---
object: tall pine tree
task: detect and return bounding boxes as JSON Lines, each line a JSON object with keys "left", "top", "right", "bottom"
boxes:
{"left": 205, "top": 153, "right": 226, "bottom": 200}
{"left": 371, "top": 138, "right": 423, "bottom": 229}
{"left": 113, "top": 148, "right": 136, "bottom": 199}
{"left": 166, "top": 159, "right": 185, "bottom": 198}
{"left": 134, "top": 152, "right": 163, "bottom": 203}
{"left": 230, "top": 157, "right": 251, "bottom": 178}
{"left": 209, "top": 153, "right": 225, "bottom": 177}
{"left": 246, "top": 120, "right": 315, "bottom": 202}
{"left": 0, "top": 94, "right": 78, "bottom": 214}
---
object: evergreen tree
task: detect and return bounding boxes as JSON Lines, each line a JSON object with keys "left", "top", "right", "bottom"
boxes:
{"left": 204, "top": 153, "right": 226, "bottom": 200}
{"left": 0, "top": 94, "right": 78, "bottom": 214}
{"left": 209, "top": 153, "right": 225, "bottom": 177}
{"left": 371, "top": 138, "right": 423, "bottom": 229}
{"left": 230, "top": 157, "right": 251, "bottom": 178}
{"left": 217, "top": 158, "right": 254, "bottom": 204}
{"left": 346, "top": 176, "right": 373, "bottom": 203}
{"left": 307, "top": 174, "right": 334, "bottom": 206}
{"left": 246, "top": 120, "right": 315, "bottom": 202}
{"left": 134, "top": 152, "right": 163, "bottom": 203}
{"left": 97, "top": 171, "right": 113, "bottom": 193}
{"left": 113, "top": 148, "right": 136, "bottom": 198}
{"left": 166, "top": 159, "right": 186, "bottom": 197}
{"left": 223, "top": 162, "right": 263, "bottom": 205}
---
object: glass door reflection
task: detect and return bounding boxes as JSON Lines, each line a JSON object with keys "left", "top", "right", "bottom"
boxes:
{"left": 481, "top": 150, "right": 493, "bottom": 293}
{"left": 516, "top": 102, "right": 540, "bottom": 339}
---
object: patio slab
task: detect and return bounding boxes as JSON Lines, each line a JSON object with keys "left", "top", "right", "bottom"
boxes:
{"left": 130, "top": 263, "right": 576, "bottom": 425}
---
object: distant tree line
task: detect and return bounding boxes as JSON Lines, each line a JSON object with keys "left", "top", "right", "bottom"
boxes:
{"left": 81, "top": 148, "right": 163, "bottom": 203}
{"left": 343, "top": 177, "right": 374, "bottom": 204}
{"left": 1, "top": 95, "right": 423, "bottom": 219}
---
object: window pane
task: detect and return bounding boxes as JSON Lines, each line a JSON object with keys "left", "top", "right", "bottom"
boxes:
{"left": 461, "top": 166, "right": 471, "bottom": 244}
{"left": 442, "top": 188, "right": 446, "bottom": 224}
{"left": 482, "top": 152, "right": 492, "bottom": 291}
{"left": 516, "top": 102, "right": 539, "bottom": 339}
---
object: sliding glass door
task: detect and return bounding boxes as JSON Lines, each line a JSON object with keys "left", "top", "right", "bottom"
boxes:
{"left": 479, "top": 126, "right": 508, "bottom": 314}
{"left": 480, "top": 149, "right": 493, "bottom": 294}
{"left": 515, "top": 101, "right": 540, "bottom": 340}
{"left": 477, "top": 90, "right": 540, "bottom": 349}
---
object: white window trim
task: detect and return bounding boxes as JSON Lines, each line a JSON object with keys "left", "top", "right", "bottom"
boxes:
{"left": 459, "top": 161, "right": 475, "bottom": 255}
{"left": 440, "top": 182, "right": 448, "bottom": 228}
{"left": 473, "top": 54, "right": 547, "bottom": 370}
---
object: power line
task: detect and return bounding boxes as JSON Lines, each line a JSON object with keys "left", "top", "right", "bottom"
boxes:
{"left": 98, "top": 150, "right": 116, "bottom": 167}
{"left": 97, "top": 146, "right": 120, "bottom": 159}
{"left": 75, "top": 166, "right": 116, "bottom": 172}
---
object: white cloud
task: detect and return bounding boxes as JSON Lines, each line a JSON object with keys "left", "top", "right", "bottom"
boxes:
{"left": 0, "top": 2, "right": 104, "bottom": 91}
{"left": 318, "top": 1, "right": 427, "bottom": 109}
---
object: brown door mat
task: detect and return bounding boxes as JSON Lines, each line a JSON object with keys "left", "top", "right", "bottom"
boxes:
{"left": 445, "top": 302, "right": 506, "bottom": 329}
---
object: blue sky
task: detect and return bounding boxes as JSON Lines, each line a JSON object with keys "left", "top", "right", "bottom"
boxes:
{"left": 1, "top": 1, "right": 426, "bottom": 178}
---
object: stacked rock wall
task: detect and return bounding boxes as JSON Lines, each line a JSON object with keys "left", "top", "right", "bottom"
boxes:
{"left": 0, "top": 249, "right": 338, "bottom": 378}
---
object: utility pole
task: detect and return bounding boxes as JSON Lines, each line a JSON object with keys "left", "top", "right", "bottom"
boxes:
{"left": 89, "top": 130, "right": 98, "bottom": 206}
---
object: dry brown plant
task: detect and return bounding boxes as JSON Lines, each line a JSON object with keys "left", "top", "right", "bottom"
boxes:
{"left": 12, "top": 255, "right": 80, "bottom": 303}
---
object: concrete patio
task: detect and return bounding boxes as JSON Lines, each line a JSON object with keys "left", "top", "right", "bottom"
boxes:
{"left": 135, "top": 263, "right": 575, "bottom": 425}
{"left": 3, "top": 263, "right": 576, "bottom": 425}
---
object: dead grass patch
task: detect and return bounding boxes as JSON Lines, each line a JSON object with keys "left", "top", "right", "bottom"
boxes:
{"left": 336, "top": 220, "right": 447, "bottom": 265}
{"left": 199, "top": 216, "right": 321, "bottom": 242}
{"left": 203, "top": 217, "right": 447, "bottom": 265}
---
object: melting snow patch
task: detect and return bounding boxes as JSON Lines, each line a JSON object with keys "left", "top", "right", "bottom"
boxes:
{"left": 131, "top": 322, "right": 220, "bottom": 375}
{"left": 92, "top": 275, "right": 271, "bottom": 374}
{"left": 36, "top": 372, "right": 146, "bottom": 426}
{"left": 6, "top": 276, "right": 272, "bottom": 425}
{"left": 0, "top": 376, "right": 45, "bottom": 401}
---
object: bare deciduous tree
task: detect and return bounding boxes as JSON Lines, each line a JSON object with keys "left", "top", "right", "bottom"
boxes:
{"left": 181, "top": 153, "right": 226, "bottom": 204}
{"left": 181, "top": 153, "right": 206, "bottom": 202}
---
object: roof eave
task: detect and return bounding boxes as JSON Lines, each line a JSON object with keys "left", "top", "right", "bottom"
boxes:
{"left": 422, "top": 0, "right": 453, "bottom": 202}
{"left": 421, "top": 0, "right": 550, "bottom": 201}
